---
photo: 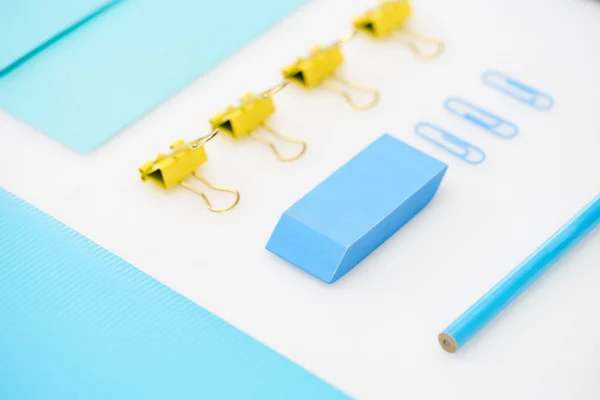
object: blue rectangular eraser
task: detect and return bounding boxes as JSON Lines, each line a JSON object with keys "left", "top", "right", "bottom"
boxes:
{"left": 266, "top": 134, "right": 448, "bottom": 284}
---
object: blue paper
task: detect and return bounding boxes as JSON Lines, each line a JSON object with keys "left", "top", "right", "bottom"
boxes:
{"left": 0, "top": 187, "right": 348, "bottom": 399}
{"left": 266, "top": 134, "right": 448, "bottom": 284}
{"left": 0, "top": 0, "right": 307, "bottom": 152}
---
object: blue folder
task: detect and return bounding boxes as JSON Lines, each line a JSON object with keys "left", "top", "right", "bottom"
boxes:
{"left": 0, "top": 0, "right": 307, "bottom": 152}
{"left": 0, "top": 187, "right": 348, "bottom": 399}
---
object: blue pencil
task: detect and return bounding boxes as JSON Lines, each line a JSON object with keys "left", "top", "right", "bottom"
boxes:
{"left": 439, "top": 194, "right": 600, "bottom": 353}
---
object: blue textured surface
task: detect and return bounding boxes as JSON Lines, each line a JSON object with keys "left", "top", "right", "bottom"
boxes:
{"left": 0, "top": 187, "right": 349, "bottom": 400}
{"left": 266, "top": 134, "right": 447, "bottom": 284}
{"left": 444, "top": 194, "right": 600, "bottom": 350}
{"left": 0, "top": 0, "right": 307, "bottom": 152}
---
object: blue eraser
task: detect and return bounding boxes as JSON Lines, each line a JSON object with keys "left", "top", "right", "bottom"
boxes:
{"left": 266, "top": 134, "right": 447, "bottom": 284}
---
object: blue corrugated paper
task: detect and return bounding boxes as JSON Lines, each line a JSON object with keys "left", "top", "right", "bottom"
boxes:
{"left": 267, "top": 134, "right": 447, "bottom": 284}
{"left": 0, "top": 0, "right": 307, "bottom": 152}
{"left": 0, "top": 187, "right": 348, "bottom": 400}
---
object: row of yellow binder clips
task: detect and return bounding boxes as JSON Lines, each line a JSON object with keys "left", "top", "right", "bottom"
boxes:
{"left": 140, "top": 0, "right": 445, "bottom": 213}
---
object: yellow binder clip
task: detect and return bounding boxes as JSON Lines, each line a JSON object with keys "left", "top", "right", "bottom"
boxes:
{"left": 282, "top": 44, "right": 379, "bottom": 111}
{"left": 353, "top": 0, "right": 444, "bottom": 60}
{"left": 139, "top": 130, "right": 240, "bottom": 213}
{"left": 210, "top": 86, "right": 306, "bottom": 162}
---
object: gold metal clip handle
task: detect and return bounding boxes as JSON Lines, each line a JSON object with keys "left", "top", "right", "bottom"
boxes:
{"left": 250, "top": 124, "right": 307, "bottom": 162}
{"left": 180, "top": 172, "right": 240, "bottom": 213}
{"left": 337, "top": 29, "right": 359, "bottom": 46}
{"left": 322, "top": 75, "right": 380, "bottom": 111}
{"left": 261, "top": 80, "right": 290, "bottom": 98}
{"left": 396, "top": 27, "right": 445, "bottom": 60}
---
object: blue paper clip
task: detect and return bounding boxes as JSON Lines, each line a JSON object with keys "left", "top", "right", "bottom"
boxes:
{"left": 444, "top": 97, "right": 518, "bottom": 139}
{"left": 482, "top": 70, "right": 554, "bottom": 111}
{"left": 414, "top": 122, "right": 486, "bottom": 165}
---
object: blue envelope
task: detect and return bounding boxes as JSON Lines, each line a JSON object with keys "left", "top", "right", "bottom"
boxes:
{"left": 0, "top": 0, "right": 307, "bottom": 152}
{"left": 0, "top": 0, "right": 121, "bottom": 73}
